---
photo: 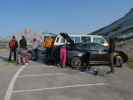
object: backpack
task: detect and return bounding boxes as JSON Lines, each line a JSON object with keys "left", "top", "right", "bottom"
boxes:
{"left": 43, "top": 37, "right": 55, "bottom": 48}
{"left": 9, "top": 40, "right": 17, "bottom": 49}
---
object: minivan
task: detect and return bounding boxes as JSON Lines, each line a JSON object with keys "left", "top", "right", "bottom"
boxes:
{"left": 54, "top": 33, "right": 109, "bottom": 47}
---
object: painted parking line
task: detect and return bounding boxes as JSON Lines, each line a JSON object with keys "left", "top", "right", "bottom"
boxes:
{"left": 28, "top": 65, "right": 55, "bottom": 68}
{"left": 13, "top": 83, "right": 105, "bottom": 94}
{"left": 4, "top": 65, "right": 28, "bottom": 100}
{"left": 18, "top": 73, "right": 65, "bottom": 78}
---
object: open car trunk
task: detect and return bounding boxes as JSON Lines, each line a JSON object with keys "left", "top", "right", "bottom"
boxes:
{"left": 60, "top": 33, "right": 74, "bottom": 45}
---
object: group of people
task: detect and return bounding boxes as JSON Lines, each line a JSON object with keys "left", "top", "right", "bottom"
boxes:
{"left": 51, "top": 44, "right": 68, "bottom": 68}
{"left": 8, "top": 35, "right": 29, "bottom": 64}
{"left": 41, "top": 34, "right": 69, "bottom": 68}
{"left": 8, "top": 33, "right": 115, "bottom": 73}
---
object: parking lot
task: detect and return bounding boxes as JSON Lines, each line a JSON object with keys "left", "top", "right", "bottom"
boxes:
{"left": 1, "top": 59, "right": 133, "bottom": 100}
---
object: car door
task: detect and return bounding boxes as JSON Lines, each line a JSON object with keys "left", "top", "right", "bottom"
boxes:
{"left": 96, "top": 44, "right": 110, "bottom": 61}
{"left": 88, "top": 43, "right": 110, "bottom": 62}
{"left": 67, "top": 43, "right": 88, "bottom": 61}
{"left": 87, "top": 43, "right": 98, "bottom": 61}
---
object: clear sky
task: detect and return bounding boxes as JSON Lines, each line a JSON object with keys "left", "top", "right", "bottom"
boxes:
{"left": 0, "top": 0, "right": 133, "bottom": 36}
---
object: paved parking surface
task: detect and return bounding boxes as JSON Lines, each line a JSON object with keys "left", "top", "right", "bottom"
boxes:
{"left": 0, "top": 48, "right": 132, "bottom": 100}
{"left": 6, "top": 62, "right": 105, "bottom": 100}
{"left": 2, "top": 60, "right": 132, "bottom": 100}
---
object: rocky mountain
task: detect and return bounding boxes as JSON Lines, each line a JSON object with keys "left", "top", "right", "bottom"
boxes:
{"left": 91, "top": 8, "right": 133, "bottom": 41}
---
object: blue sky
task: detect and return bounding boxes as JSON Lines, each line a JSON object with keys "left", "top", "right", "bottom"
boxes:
{"left": 0, "top": 0, "right": 133, "bottom": 36}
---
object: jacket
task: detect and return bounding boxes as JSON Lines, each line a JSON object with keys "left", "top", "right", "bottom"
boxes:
{"left": 19, "top": 39, "right": 27, "bottom": 48}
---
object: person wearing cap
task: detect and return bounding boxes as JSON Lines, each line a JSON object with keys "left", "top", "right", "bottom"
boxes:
{"left": 59, "top": 33, "right": 69, "bottom": 68}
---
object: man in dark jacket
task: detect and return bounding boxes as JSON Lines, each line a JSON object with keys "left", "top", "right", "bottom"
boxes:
{"left": 19, "top": 36, "right": 28, "bottom": 64}
{"left": 19, "top": 36, "right": 27, "bottom": 49}
{"left": 8, "top": 36, "right": 18, "bottom": 61}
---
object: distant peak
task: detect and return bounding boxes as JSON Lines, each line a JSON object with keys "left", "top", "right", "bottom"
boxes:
{"left": 129, "top": 8, "right": 133, "bottom": 13}
{"left": 126, "top": 8, "right": 133, "bottom": 16}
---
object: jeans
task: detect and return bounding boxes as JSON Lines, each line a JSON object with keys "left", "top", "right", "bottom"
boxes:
{"left": 9, "top": 48, "right": 16, "bottom": 61}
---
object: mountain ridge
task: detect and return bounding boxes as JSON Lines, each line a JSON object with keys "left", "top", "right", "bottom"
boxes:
{"left": 91, "top": 8, "right": 133, "bottom": 41}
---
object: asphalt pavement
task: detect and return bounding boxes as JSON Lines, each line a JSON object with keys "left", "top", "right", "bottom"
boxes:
{"left": 0, "top": 50, "right": 133, "bottom": 100}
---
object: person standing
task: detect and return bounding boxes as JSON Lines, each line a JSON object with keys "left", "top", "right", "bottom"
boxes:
{"left": 19, "top": 36, "right": 28, "bottom": 64}
{"left": 51, "top": 45, "right": 61, "bottom": 66}
{"left": 8, "top": 36, "right": 18, "bottom": 61}
{"left": 60, "top": 43, "right": 68, "bottom": 68}
{"left": 19, "top": 36, "right": 27, "bottom": 49}
{"left": 108, "top": 37, "right": 115, "bottom": 73}
{"left": 32, "top": 38, "right": 39, "bottom": 61}
{"left": 43, "top": 36, "right": 55, "bottom": 64}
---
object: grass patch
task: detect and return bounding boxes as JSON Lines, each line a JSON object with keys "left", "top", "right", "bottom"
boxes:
{"left": 8, "top": 60, "right": 17, "bottom": 64}
{"left": 0, "top": 61, "right": 17, "bottom": 70}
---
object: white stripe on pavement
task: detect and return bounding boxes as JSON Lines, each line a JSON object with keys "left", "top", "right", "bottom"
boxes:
{"left": 4, "top": 65, "right": 27, "bottom": 100}
{"left": 18, "top": 73, "right": 65, "bottom": 78}
{"left": 28, "top": 65, "right": 55, "bottom": 68}
{"left": 13, "top": 83, "right": 105, "bottom": 93}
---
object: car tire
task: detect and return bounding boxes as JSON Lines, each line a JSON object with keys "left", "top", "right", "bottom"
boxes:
{"left": 71, "top": 57, "right": 82, "bottom": 69}
{"left": 80, "top": 61, "right": 88, "bottom": 71}
{"left": 115, "top": 56, "right": 123, "bottom": 67}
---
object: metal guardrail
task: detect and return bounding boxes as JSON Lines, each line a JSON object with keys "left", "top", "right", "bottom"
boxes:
{"left": 0, "top": 42, "right": 8, "bottom": 48}
{"left": 0, "top": 42, "right": 32, "bottom": 49}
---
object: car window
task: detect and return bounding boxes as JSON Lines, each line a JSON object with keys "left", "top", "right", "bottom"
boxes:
{"left": 89, "top": 43, "right": 104, "bottom": 50}
{"left": 87, "top": 43, "right": 102, "bottom": 50}
{"left": 81, "top": 36, "right": 91, "bottom": 43}
{"left": 95, "top": 44, "right": 103, "bottom": 49}
{"left": 86, "top": 44, "right": 95, "bottom": 50}
{"left": 75, "top": 43, "right": 106, "bottom": 51}
{"left": 71, "top": 37, "right": 80, "bottom": 43}
{"left": 93, "top": 37, "right": 105, "bottom": 44}
{"left": 60, "top": 37, "right": 65, "bottom": 43}
{"left": 56, "top": 37, "right": 60, "bottom": 42}
{"left": 75, "top": 43, "right": 88, "bottom": 49}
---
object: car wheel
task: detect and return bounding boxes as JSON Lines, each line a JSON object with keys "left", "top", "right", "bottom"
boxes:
{"left": 80, "top": 61, "right": 88, "bottom": 71}
{"left": 71, "top": 57, "right": 82, "bottom": 69}
{"left": 115, "top": 56, "right": 123, "bottom": 67}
